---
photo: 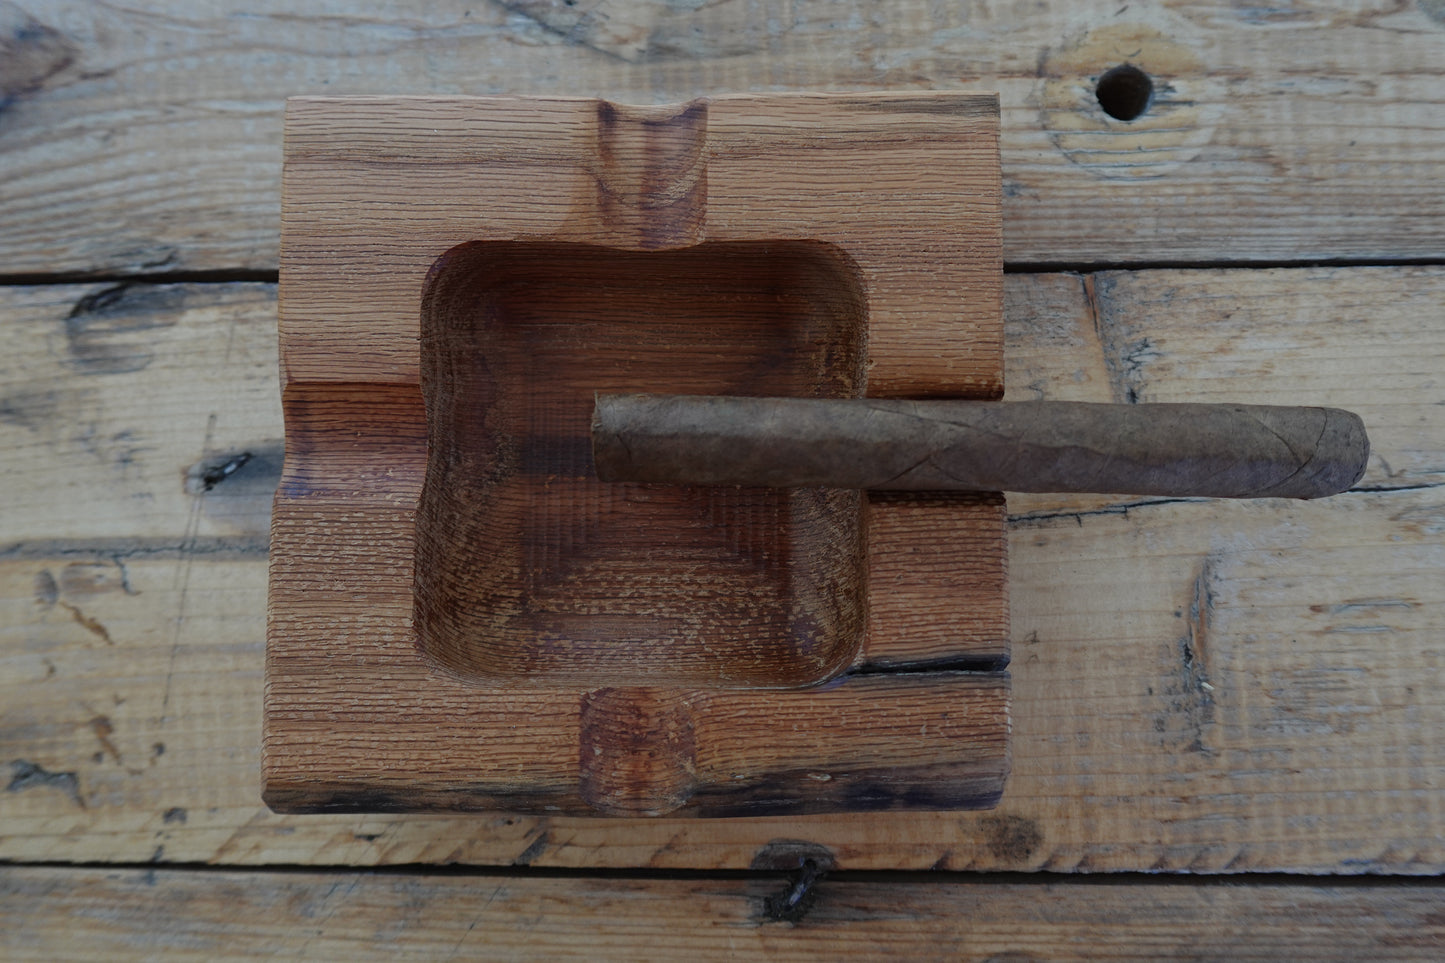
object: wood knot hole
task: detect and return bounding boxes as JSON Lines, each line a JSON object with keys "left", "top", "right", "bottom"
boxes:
{"left": 1096, "top": 64, "right": 1154, "bottom": 121}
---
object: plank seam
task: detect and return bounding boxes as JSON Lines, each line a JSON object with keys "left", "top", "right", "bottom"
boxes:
{"left": 3, "top": 861, "right": 1442, "bottom": 887}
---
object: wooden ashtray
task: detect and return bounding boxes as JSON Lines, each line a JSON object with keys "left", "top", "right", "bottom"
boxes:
{"left": 265, "top": 92, "right": 1011, "bottom": 816}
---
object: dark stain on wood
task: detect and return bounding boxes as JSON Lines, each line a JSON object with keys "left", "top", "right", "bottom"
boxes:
{"left": 0, "top": 7, "right": 76, "bottom": 109}
{"left": 692, "top": 761, "right": 1007, "bottom": 818}
{"left": 33, "top": 569, "right": 58, "bottom": 607}
{"left": 199, "top": 452, "right": 252, "bottom": 491}
{"left": 63, "top": 603, "right": 113, "bottom": 644}
{"left": 0, "top": 388, "right": 67, "bottom": 431}
{"left": 749, "top": 839, "right": 837, "bottom": 874}
{"left": 751, "top": 840, "right": 836, "bottom": 925}
{"left": 162, "top": 806, "right": 188, "bottom": 824}
{"left": 511, "top": 830, "right": 550, "bottom": 867}
{"left": 58, "top": 560, "right": 132, "bottom": 597}
{"left": 6, "top": 759, "right": 84, "bottom": 808}
{"left": 89, "top": 716, "right": 121, "bottom": 763}
{"left": 980, "top": 814, "right": 1044, "bottom": 863}
{"left": 65, "top": 284, "right": 183, "bottom": 375}
{"left": 186, "top": 442, "right": 283, "bottom": 505}
{"left": 260, "top": 783, "right": 588, "bottom": 815}
{"left": 760, "top": 857, "right": 826, "bottom": 924}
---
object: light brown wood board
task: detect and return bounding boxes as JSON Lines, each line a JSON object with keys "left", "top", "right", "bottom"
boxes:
{"left": 267, "top": 91, "right": 1009, "bottom": 816}
{"left": 2, "top": 266, "right": 1440, "bottom": 869}
{"left": 4, "top": 2, "right": 1445, "bottom": 277}
{"left": 4, "top": 866, "right": 1444, "bottom": 961}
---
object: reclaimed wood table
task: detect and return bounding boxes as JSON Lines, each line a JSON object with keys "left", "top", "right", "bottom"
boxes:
{"left": 2, "top": 1, "right": 1443, "bottom": 958}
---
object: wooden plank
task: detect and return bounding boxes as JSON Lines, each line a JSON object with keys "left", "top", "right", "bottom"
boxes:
{"left": 0, "top": 282, "right": 280, "bottom": 544}
{"left": 4, "top": 866, "right": 1444, "bottom": 961}
{"left": 2, "top": 264, "right": 1443, "bottom": 869}
{"left": 4, "top": 2, "right": 1445, "bottom": 276}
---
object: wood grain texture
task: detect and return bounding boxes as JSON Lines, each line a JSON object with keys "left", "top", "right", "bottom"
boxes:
{"left": 4, "top": 2, "right": 1445, "bottom": 276}
{"left": 4, "top": 866, "right": 1444, "bottom": 961}
{"left": 0, "top": 282, "right": 280, "bottom": 544}
{"left": 2, "top": 264, "right": 1440, "bottom": 867}
{"left": 268, "top": 92, "right": 1008, "bottom": 816}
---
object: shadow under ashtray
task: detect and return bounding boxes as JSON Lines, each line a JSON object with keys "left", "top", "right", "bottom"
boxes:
{"left": 413, "top": 239, "right": 871, "bottom": 690}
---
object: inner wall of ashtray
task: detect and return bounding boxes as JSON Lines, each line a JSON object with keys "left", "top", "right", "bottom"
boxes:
{"left": 413, "top": 240, "right": 869, "bottom": 689}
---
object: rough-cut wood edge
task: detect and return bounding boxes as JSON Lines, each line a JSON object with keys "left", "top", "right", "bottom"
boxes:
{"left": 4, "top": 866, "right": 1443, "bottom": 961}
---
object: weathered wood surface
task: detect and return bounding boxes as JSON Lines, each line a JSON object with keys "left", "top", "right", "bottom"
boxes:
{"left": 4, "top": 1, "right": 1445, "bottom": 277}
{"left": 2, "top": 266, "right": 1440, "bottom": 869}
{"left": 4, "top": 866, "right": 1443, "bottom": 961}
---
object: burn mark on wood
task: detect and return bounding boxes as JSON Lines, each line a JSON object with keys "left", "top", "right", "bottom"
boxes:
{"left": 6, "top": 759, "right": 84, "bottom": 808}
{"left": 65, "top": 284, "right": 183, "bottom": 374}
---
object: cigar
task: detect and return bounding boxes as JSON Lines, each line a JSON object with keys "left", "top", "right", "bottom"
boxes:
{"left": 591, "top": 394, "right": 1369, "bottom": 499}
